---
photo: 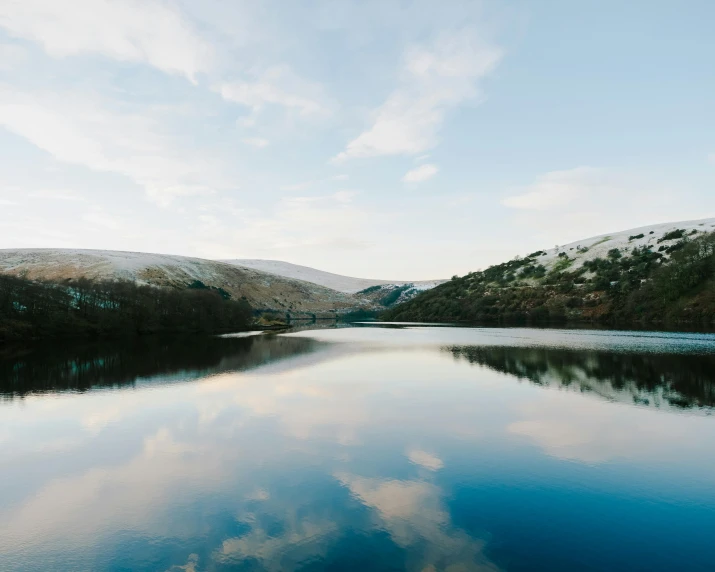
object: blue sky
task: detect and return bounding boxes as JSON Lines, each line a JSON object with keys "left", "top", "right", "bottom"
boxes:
{"left": 0, "top": 0, "right": 713, "bottom": 279}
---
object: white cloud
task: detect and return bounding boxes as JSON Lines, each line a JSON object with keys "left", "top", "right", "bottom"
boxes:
{"left": 243, "top": 137, "right": 270, "bottom": 148}
{"left": 82, "top": 210, "right": 124, "bottom": 231}
{"left": 502, "top": 167, "right": 598, "bottom": 210}
{"left": 0, "top": 88, "right": 226, "bottom": 206}
{"left": 0, "top": 0, "right": 211, "bottom": 81}
{"left": 499, "top": 166, "right": 715, "bottom": 247}
{"left": 280, "top": 181, "right": 313, "bottom": 191}
{"left": 508, "top": 392, "right": 711, "bottom": 464}
{"left": 335, "top": 472, "right": 496, "bottom": 569}
{"left": 28, "top": 189, "right": 85, "bottom": 201}
{"left": 402, "top": 163, "right": 438, "bottom": 183}
{"left": 280, "top": 175, "right": 349, "bottom": 192}
{"left": 406, "top": 448, "right": 444, "bottom": 471}
{"left": 332, "top": 190, "right": 355, "bottom": 203}
{"left": 164, "top": 554, "right": 199, "bottom": 572}
{"left": 190, "top": 192, "right": 376, "bottom": 260}
{"left": 145, "top": 185, "right": 215, "bottom": 208}
{"left": 333, "top": 31, "right": 501, "bottom": 162}
{"left": 0, "top": 42, "right": 27, "bottom": 70}
{"left": 218, "top": 65, "right": 332, "bottom": 117}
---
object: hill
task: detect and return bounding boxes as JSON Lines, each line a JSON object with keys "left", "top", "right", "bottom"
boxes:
{"left": 383, "top": 218, "right": 715, "bottom": 327}
{"left": 0, "top": 272, "right": 253, "bottom": 341}
{"left": 0, "top": 249, "right": 361, "bottom": 318}
{"left": 221, "top": 259, "right": 445, "bottom": 294}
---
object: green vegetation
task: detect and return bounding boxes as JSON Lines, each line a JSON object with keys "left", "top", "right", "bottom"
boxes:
{"left": 356, "top": 283, "right": 419, "bottom": 308}
{"left": 446, "top": 345, "right": 715, "bottom": 409}
{"left": 340, "top": 308, "right": 380, "bottom": 321}
{"left": 658, "top": 229, "right": 685, "bottom": 243}
{"left": 380, "top": 284, "right": 413, "bottom": 307}
{"left": 357, "top": 285, "right": 383, "bottom": 295}
{"left": 187, "top": 279, "right": 232, "bottom": 300}
{"left": 383, "top": 232, "right": 715, "bottom": 327}
{"left": 0, "top": 275, "right": 253, "bottom": 341}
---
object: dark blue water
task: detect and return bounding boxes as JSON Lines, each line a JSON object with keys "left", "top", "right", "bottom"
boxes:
{"left": 1, "top": 325, "right": 714, "bottom": 571}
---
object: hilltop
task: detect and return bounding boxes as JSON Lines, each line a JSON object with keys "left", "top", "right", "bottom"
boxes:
{"left": 383, "top": 218, "right": 715, "bottom": 326}
{"left": 513, "top": 218, "right": 715, "bottom": 274}
{"left": 0, "top": 249, "right": 359, "bottom": 318}
{"left": 0, "top": 249, "right": 445, "bottom": 319}
{"left": 222, "top": 259, "right": 445, "bottom": 294}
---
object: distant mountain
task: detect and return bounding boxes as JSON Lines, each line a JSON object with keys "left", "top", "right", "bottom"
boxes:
{"left": 383, "top": 218, "right": 715, "bottom": 326}
{"left": 221, "top": 259, "right": 445, "bottom": 294}
{"left": 0, "top": 249, "right": 361, "bottom": 318}
{"left": 0, "top": 249, "right": 446, "bottom": 318}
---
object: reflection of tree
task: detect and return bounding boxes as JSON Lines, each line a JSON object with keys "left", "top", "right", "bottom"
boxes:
{"left": 0, "top": 335, "right": 321, "bottom": 398}
{"left": 446, "top": 345, "right": 715, "bottom": 409}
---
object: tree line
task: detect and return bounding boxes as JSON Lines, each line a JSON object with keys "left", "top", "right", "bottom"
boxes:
{"left": 0, "top": 275, "right": 253, "bottom": 341}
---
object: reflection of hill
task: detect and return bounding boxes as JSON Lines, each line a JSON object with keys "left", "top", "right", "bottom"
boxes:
{"left": 0, "top": 335, "right": 323, "bottom": 398}
{"left": 446, "top": 345, "right": 715, "bottom": 410}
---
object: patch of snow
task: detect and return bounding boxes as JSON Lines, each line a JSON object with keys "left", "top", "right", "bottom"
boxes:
{"left": 221, "top": 259, "right": 446, "bottom": 294}
{"left": 533, "top": 217, "right": 715, "bottom": 272}
{"left": 0, "top": 248, "right": 233, "bottom": 283}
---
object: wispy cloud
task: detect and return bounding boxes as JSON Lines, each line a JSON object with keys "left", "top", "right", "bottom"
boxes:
{"left": 242, "top": 137, "right": 269, "bottom": 148}
{"left": 406, "top": 448, "right": 444, "bottom": 471}
{"left": 502, "top": 167, "right": 598, "bottom": 210}
{"left": 191, "top": 191, "right": 376, "bottom": 260}
{"left": 0, "top": 0, "right": 211, "bottom": 81}
{"left": 500, "top": 166, "right": 715, "bottom": 246}
{"left": 280, "top": 181, "right": 313, "bottom": 192}
{"left": 0, "top": 88, "right": 226, "bottom": 207}
{"left": 333, "top": 30, "right": 501, "bottom": 162}
{"left": 280, "top": 174, "right": 349, "bottom": 192}
{"left": 0, "top": 42, "right": 27, "bottom": 70}
{"left": 28, "top": 189, "right": 85, "bottom": 202}
{"left": 218, "top": 65, "right": 333, "bottom": 118}
{"left": 403, "top": 163, "right": 438, "bottom": 183}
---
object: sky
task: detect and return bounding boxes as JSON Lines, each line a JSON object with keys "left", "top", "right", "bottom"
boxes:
{"left": 0, "top": 0, "right": 713, "bottom": 280}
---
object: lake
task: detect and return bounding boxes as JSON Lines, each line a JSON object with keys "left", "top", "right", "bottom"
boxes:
{"left": 1, "top": 324, "right": 715, "bottom": 571}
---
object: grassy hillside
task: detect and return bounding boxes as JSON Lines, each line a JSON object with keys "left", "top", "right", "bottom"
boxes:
{"left": 383, "top": 228, "right": 715, "bottom": 327}
{"left": 0, "top": 249, "right": 362, "bottom": 318}
{"left": 222, "top": 258, "right": 445, "bottom": 294}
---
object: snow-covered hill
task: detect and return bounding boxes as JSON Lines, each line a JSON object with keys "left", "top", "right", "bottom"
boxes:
{"left": 383, "top": 217, "right": 715, "bottom": 324}
{"left": 0, "top": 249, "right": 362, "bottom": 316}
{"left": 221, "top": 259, "right": 446, "bottom": 294}
{"left": 528, "top": 217, "right": 715, "bottom": 273}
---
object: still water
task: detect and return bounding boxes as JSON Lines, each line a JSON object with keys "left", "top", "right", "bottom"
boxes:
{"left": 1, "top": 325, "right": 715, "bottom": 571}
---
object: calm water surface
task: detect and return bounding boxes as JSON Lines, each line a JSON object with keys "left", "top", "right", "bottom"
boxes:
{"left": 1, "top": 325, "right": 715, "bottom": 571}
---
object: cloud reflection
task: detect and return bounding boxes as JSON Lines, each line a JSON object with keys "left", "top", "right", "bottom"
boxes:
{"left": 336, "top": 472, "right": 498, "bottom": 571}
{"left": 508, "top": 392, "right": 714, "bottom": 464}
{"left": 2, "top": 328, "right": 715, "bottom": 570}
